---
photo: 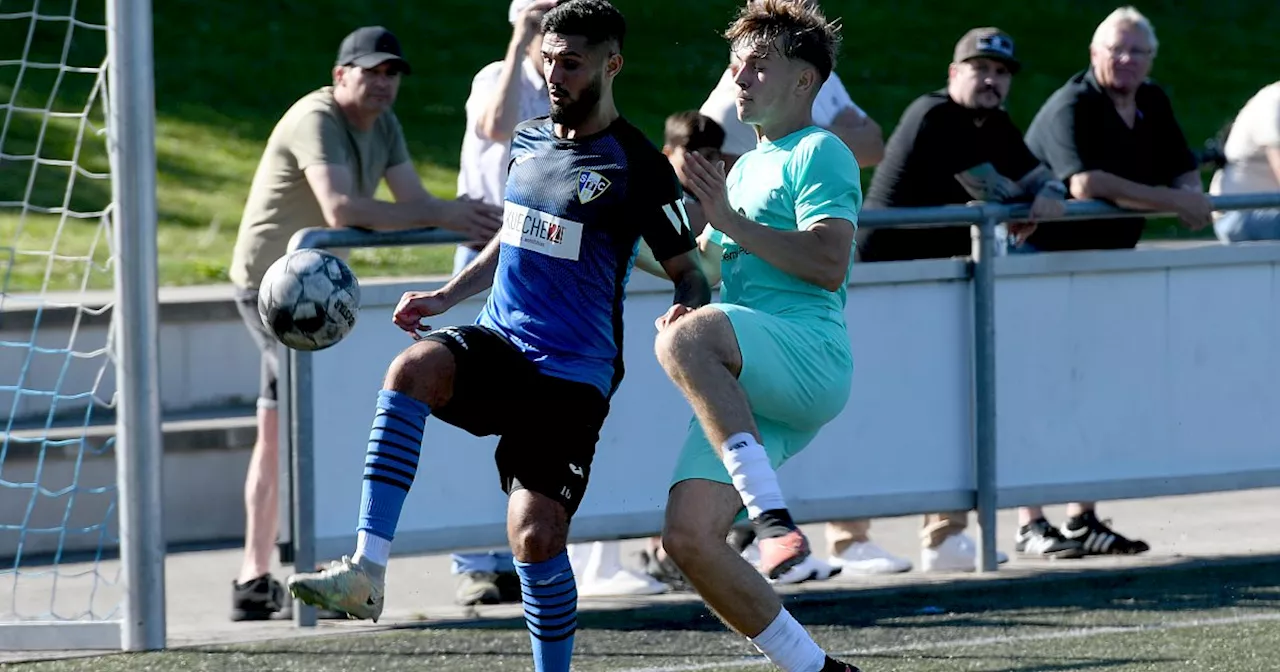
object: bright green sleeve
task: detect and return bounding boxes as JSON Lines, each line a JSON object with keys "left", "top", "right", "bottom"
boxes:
{"left": 786, "top": 132, "right": 862, "bottom": 231}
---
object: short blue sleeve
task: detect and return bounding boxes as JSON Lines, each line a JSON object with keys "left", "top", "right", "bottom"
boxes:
{"left": 785, "top": 132, "right": 862, "bottom": 231}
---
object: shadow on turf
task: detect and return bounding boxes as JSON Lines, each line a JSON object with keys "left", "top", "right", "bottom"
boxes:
{"left": 399, "top": 553, "right": 1280, "bottom": 635}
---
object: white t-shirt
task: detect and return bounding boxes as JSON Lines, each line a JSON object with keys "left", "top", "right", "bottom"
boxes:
{"left": 1211, "top": 81, "right": 1280, "bottom": 197}
{"left": 699, "top": 67, "right": 866, "bottom": 157}
{"left": 456, "top": 57, "right": 549, "bottom": 206}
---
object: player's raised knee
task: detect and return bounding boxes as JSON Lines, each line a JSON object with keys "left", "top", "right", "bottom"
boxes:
{"left": 382, "top": 339, "right": 456, "bottom": 409}
{"left": 655, "top": 308, "right": 736, "bottom": 371}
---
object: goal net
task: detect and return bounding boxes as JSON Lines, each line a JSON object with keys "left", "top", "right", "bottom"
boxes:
{"left": 1, "top": 0, "right": 162, "bottom": 652}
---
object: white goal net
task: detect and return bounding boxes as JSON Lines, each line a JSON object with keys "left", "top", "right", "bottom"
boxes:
{"left": 1, "top": 0, "right": 163, "bottom": 653}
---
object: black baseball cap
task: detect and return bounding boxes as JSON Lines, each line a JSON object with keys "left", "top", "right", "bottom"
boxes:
{"left": 953, "top": 27, "right": 1020, "bottom": 74}
{"left": 336, "top": 26, "right": 411, "bottom": 75}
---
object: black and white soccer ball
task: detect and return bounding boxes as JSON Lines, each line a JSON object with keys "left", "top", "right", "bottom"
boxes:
{"left": 257, "top": 249, "right": 361, "bottom": 352}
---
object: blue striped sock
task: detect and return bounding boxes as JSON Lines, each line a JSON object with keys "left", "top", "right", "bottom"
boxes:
{"left": 357, "top": 390, "right": 429, "bottom": 545}
{"left": 516, "top": 551, "right": 577, "bottom": 672}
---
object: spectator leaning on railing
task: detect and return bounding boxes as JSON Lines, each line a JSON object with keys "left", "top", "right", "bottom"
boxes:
{"left": 1013, "top": 6, "right": 1207, "bottom": 557}
{"left": 226, "top": 25, "right": 501, "bottom": 622}
{"left": 858, "top": 27, "right": 1072, "bottom": 570}
{"left": 1209, "top": 80, "right": 1280, "bottom": 243}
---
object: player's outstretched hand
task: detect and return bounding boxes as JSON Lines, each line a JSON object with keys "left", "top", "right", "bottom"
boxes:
{"left": 393, "top": 290, "right": 454, "bottom": 340}
{"left": 441, "top": 197, "right": 503, "bottom": 242}
{"left": 655, "top": 304, "right": 695, "bottom": 332}
{"left": 682, "top": 151, "right": 737, "bottom": 234}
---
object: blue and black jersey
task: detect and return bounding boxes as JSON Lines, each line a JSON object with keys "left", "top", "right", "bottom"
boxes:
{"left": 476, "top": 116, "right": 697, "bottom": 398}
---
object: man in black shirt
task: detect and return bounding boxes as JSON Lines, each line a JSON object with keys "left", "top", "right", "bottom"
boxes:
{"left": 858, "top": 28, "right": 1065, "bottom": 263}
{"left": 1021, "top": 7, "right": 1210, "bottom": 252}
{"left": 1012, "top": 8, "right": 1192, "bottom": 558}
{"left": 855, "top": 28, "right": 1083, "bottom": 566}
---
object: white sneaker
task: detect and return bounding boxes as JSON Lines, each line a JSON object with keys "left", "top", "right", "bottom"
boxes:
{"left": 828, "top": 541, "right": 913, "bottom": 575}
{"left": 770, "top": 554, "right": 843, "bottom": 585}
{"left": 571, "top": 541, "right": 668, "bottom": 598}
{"left": 921, "top": 533, "right": 1009, "bottom": 573}
{"left": 286, "top": 556, "right": 384, "bottom": 621}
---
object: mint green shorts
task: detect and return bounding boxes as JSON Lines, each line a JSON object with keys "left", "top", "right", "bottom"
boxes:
{"left": 670, "top": 303, "right": 853, "bottom": 490}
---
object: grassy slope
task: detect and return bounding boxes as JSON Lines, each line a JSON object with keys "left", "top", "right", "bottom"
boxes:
{"left": 1, "top": 0, "right": 1278, "bottom": 291}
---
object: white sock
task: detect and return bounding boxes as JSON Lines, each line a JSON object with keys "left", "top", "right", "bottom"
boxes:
{"left": 720, "top": 432, "right": 787, "bottom": 519}
{"left": 750, "top": 608, "right": 827, "bottom": 672}
{"left": 353, "top": 530, "right": 391, "bottom": 568}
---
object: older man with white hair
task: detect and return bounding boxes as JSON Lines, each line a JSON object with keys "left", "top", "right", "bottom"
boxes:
{"left": 1012, "top": 6, "right": 1208, "bottom": 558}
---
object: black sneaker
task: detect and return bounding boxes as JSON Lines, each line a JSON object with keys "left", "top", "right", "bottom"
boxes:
{"left": 821, "top": 656, "right": 861, "bottom": 672}
{"left": 1060, "top": 511, "right": 1150, "bottom": 555}
{"left": 1015, "top": 518, "right": 1087, "bottom": 559}
{"left": 495, "top": 571, "right": 522, "bottom": 603}
{"left": 232, "top": 574, "right": 288, "bottom": 621}
{"left": 637, "top": 549, "right": 692, "bottom": 592}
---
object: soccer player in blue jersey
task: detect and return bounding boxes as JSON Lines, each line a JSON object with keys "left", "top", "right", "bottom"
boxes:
{"left": 636, "top": 2, "right": 862, "bottom": 671}
{"left": 285, "top": 2, "right": 710, "bottom": 671}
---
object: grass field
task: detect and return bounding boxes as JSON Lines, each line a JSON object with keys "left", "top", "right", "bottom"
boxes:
{"left": 3, "top": 0, "right": 1280, "bottom": 290}
{"left": 8, "top": 558, "right": 1279, "bottom": 671}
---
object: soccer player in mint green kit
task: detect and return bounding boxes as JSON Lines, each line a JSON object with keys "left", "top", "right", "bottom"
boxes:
{"left": 636, "top": 2, "right": 861, "bottom": 670}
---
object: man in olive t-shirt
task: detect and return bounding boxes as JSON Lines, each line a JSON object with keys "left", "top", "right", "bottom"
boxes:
{"left": 228, "top": 25, "right": 502, "bottom": 622}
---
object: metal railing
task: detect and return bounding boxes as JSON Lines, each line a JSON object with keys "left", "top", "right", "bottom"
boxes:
{"left": 280, "top": 191, "right": 1280, "bottom": 626}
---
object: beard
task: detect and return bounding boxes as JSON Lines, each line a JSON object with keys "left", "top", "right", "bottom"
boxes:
{"left": 549, "top": 74, "right": 603, "bottom": 127}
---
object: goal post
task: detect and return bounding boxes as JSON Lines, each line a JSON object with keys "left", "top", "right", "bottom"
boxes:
{"left": 106, "top": 0, "right": 165, "bottom": 652}
{"left": 0, "top": 0, "right": 164, "bottom": 652}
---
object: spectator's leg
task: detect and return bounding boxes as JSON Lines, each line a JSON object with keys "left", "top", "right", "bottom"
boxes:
{"left": 238, "top": 404, "right": 280, "bottom": 585}
{"left": 1015, "top": 504, "right": 1086, "bottom": 559}
{"left": 1214, "top": 209, "right": 1280, "bottom": 244}
{"left": 826, "top": 519, "right": 911, "bottom": 575}
{"left": 921, "top": 511, "right": 1007, "bottom": 573}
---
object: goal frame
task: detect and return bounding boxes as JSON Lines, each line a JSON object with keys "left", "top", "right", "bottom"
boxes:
{"left": 0, "top": 0, "right": 165, "bottom": 653}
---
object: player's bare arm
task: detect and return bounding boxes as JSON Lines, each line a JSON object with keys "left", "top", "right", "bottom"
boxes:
{"left": 305, "top": 162, "right": 502, "bottom": 238}
{"left": 654, "top": 250, "right": 712, "bottom": 330}
{"left": 634, "top": 229, "right": 724, "bottom": 287}
{"left": 392, "top": 234, "right": 503, "bottom": 337}
{"left": 682, "top": 150, "right": 852, "bottom": 292}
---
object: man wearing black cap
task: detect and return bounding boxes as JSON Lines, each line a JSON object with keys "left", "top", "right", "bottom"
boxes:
{"left": 851, "top": 27, "right": 1082, "bottom": 570}
{"left": 858, "top": 27, "right": 1066, "bottom": 264}
{"left": 227, "top": 25, "right": 501, "bottom": 622}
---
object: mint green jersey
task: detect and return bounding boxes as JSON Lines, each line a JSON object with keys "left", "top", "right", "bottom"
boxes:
{"left": 707, "top": 125, "right": 862, "bottom": 329}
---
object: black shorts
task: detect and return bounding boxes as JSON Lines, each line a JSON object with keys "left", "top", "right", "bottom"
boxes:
{"left": 422, "top": 325, "right": 609, "bottom": 517}
{"left": 234, "top": 287, "right": 278, "bottom": 408}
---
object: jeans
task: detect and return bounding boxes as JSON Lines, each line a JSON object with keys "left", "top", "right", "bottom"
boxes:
{"left": 1214, "top": 209, "right": 1280, "bottom": 244}
{"left": 451, "top": 550, "right": 516, "bottom": 575}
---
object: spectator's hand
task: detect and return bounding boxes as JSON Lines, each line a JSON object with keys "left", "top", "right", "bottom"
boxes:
{"left": 514, "top": 0, "right": 557, "bottom": 46}
{"left": 682, "top": 151, "right": 737, "bottom": 234}
{"left": 1027, "top": 185, "right": 1066, "bottom": 223}
{"left": 1006, "top": 221, "right": 1037, "bottom": 245}
{"left": 393, "top": 290, "right": 455, "bottom": 339}
{"left": 654, "top": 304, "right": 694, "bottom": 332}
{"left": 955, "top": 163, "right": 1022, "bottom": 202}
{"left": 438, "top": 197, "right": 503, "bottom": 242}
{"left": 1172, "top": 189, "right": 1213, "bottom": 231}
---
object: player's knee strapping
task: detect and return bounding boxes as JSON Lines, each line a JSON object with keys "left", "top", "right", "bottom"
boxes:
{"left": 358, "top": 389, "right": 430, "bottom": 542}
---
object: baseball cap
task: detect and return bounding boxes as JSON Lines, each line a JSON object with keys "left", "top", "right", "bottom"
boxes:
{"left": 336, "top": 26, "right": 411, "bottom": 75}
{"left": 953, "top": 27, "right": 1020, "bottom": 74}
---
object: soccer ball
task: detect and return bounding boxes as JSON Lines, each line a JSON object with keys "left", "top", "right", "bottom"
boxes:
{"left": 257, "top": 249, "right": 361, "bottom": 351}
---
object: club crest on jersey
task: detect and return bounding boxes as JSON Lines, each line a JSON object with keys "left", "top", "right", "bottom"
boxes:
{"left": 577, "top": 170, "right": 611, "bottom": 204}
